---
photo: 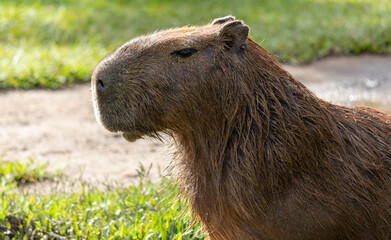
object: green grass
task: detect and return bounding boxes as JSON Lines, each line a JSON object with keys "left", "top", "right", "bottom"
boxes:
{"left": 1, "top": 0, "right": 391, "bottom": 88}
{"left": 0, "top": 159, "right": 52, "bottom": 187}
{"left": 0, "top": 160, "right": 204, "bottom": 239}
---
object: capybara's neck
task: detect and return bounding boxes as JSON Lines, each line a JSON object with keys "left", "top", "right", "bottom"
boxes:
{"left": 173, "top": 38, "right": 342, "bottom": 237}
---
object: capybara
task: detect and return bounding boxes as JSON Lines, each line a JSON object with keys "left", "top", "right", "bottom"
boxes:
{"left": 91, "top": 16, "right": 391, "bottom": 240}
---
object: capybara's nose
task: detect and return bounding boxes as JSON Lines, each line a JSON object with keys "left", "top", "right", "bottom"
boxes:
{"left": 93, "top": 65, "right": 112, "bottom": 93}
{"left": 96, "top": 78, "right": 106, "bottom": 92}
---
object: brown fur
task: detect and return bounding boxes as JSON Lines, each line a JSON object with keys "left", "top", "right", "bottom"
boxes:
{"left": 91, "top": 16, "right": 391, "bottom": 239}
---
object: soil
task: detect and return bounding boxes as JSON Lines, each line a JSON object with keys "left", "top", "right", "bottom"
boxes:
{"left": 1, "top": 55, "right": 390, "bottom": 186}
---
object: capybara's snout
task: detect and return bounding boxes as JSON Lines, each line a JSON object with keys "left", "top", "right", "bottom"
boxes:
{"left": 91, "top": 60, "right": 123, "bottom": 132}
{"left": 91, "top": 62, "right": 117, "bottom": 98}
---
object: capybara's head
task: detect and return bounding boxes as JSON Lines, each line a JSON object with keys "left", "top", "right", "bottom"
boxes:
{"left": 91, "top": 16, "right": 251, "bottom": 141}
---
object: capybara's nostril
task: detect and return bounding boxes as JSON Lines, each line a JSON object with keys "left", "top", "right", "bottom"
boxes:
{"left": 97, "top": 79, "right": 105, "bottom": 91}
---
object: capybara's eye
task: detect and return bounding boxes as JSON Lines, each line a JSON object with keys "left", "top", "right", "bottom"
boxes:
{"left": 171, "top": 48, "right": 198, "bottom": 58}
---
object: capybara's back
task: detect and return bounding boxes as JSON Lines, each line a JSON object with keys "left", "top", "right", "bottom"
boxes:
{"left": 91, "top": 16, "right": 391, "bottom": 239}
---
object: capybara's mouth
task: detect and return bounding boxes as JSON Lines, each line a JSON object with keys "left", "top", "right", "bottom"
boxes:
{"left": 122, "top": 131, "right": 144, "bottom": 142}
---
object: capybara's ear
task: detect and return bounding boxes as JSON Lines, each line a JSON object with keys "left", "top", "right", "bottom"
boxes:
{"left": 219, "top": 20, "right": 249, "bottom": 51}
{"left": 212, "top": 15, "right": 235, "bottom": 25}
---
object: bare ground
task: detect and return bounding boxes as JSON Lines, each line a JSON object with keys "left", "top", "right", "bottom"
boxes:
{"left": 1, "top": 55, "right": 390, "bottom": 186}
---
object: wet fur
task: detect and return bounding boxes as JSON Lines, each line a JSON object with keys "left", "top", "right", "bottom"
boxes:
{"left": 92, "top": 17, "right": 391, "bottom": 239}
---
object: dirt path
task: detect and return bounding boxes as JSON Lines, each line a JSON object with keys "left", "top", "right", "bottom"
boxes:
{"left": 1, "top": 55, "right": 390, "bottom": 185}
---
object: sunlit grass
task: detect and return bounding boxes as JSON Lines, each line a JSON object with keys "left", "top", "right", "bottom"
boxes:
{"left": 1, "top": 0, "right": 391, "bottom": 88}
{"left": 0, "top": 160, "right": 203, "bottom": 239}
{"left": 0, "top": 159, "right": 54, "bottom": 187}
